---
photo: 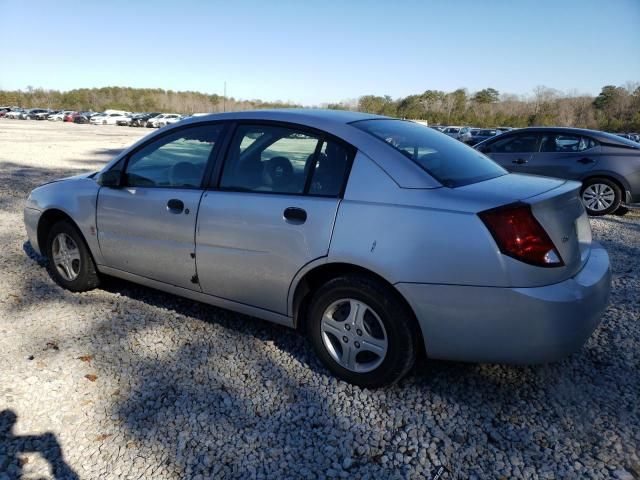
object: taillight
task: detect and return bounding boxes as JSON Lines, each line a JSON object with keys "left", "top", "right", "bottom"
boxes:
{"left": 479, "top": 203, "right": 564, "bottom": 267}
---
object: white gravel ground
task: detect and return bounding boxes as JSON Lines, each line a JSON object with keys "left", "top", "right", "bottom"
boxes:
{"left": 0, "top": 120, "right": 638, "bottom": 480}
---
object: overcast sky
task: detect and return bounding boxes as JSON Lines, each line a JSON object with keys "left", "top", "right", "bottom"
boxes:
{"left": 1, "top": 0, "right": 639, "bottom": 104}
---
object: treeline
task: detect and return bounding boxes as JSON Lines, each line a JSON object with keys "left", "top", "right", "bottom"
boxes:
{"left": 345, "top": 84, "right": 640, "bottom": 132}
{"left": 0, "top": 86, "right": 299, "bottom": 114}
{"left": 1, "top": 83, "right": 639, "bottom": 131}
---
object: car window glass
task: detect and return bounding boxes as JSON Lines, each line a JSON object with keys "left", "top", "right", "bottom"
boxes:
{"left": 353, "top": 119, "right": 506, "bottom": 187}
{"left": 540, "top": 134, "right": 597, "bottom": 152}
{"left": 308, "top": 140, "right": 351, "bottom": 196}
{"left": 220, "top": 125, "right": 321, "bottom": 194}
{"left": 125, "top": 124, "right": 221, "bottom": 188}
{"left": 488, "top": 134, "right": 539, "bottom": 153}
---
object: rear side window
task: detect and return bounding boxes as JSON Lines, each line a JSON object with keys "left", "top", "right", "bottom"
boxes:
{"left": 487, "top": 134, "right": 540, "bottom": 153}
{"left": 308, "top": 140, "right": 351, "bottom": 196}
{"left": 220, "top": 124, "right": 353, "bottom": 196}
{"left": 352, "top": 119, "right": 506, "bottom": 187}
{"left": 540, "top": 134, "right": 597, "bottom": 152}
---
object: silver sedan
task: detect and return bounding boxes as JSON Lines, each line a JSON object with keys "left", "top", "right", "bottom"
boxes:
{"left": 23, "top": 109, "right": 611, "bottom": 387}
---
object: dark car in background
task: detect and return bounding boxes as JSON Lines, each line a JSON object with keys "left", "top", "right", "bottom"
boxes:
{"left": 128, "top": 112, "right": 161, "bottom": 127}
{"left": 24, "top": 108, "right": 50, "bottom": 120}
{"left": 468, "top": 128, "right": 499, "bottom": 146}
{"left": 474, "top": 127, "right": 640, "bottom": 215}
{"left": 73, "top": 112, "right": 95, "bottom": 124}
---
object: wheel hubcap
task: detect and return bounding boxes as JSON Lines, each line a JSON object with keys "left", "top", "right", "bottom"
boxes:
{"left": 582, "top": 184, "right": 615, "bottom": 211}
{"left": 320, "top": 298, "right": 388, "bottom": 373}
{"left": 52, "top": 233, "right": 81, "bottom": 281}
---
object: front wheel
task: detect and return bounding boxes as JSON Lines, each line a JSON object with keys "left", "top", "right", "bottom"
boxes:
{"left": 45, "top": 221, "right": 100, "bottom": 292}
{"left": 307, "top": 275, "right": 419, "bottom": 388}
{"left": 581, "top": 178, "right": 621, "bottom": 216}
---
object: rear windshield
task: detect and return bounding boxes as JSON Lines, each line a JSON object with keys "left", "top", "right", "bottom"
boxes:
{"left": 352, "top": 119, "right": 507, "bottom": 187}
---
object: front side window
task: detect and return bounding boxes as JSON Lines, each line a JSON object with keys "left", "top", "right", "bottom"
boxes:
{"left": 487, "top": 134, "right": 540, "bottom": 153}
{"left": 124, "top": 124, "right": 222, "bottom": 188}
{"left": 540, "top": 134, "right": 597, "bottom": 153}
{"left": 352, "top": 119, "right": 506, "bottom": 187}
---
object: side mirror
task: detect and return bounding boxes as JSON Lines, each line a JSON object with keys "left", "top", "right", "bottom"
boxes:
{"left": 97, "top": 169, "right": 122, "bottom": 188}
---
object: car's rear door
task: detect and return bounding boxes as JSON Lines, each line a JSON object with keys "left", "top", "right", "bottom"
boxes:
{"left": 482, "top": 132, "right": 541, "bottom": 172}
{"left": 526, "top": 133, "right": 600, "bottom": 179}
{"left": 195, "top": 122, "right": 354, "bottom": 315}
{"left": 96, "top": 123, "right": 225, "bottom": 290}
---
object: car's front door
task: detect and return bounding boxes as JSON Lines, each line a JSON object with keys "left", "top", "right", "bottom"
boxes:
{"left": 96, "top": 123, "right": 224, "bottom": 289}
{"left": 195, "top": 123, "right": 354, "bottom": 315}
{"left": 526, "top": 133, "right": 600, "bottom": 179}
{"left": 482, "top": 132, "right": 541, "bottom": 172}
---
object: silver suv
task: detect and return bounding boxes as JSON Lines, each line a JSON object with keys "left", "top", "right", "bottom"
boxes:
{"left": 24, "top": 110, "right": 611, "bottom": 387}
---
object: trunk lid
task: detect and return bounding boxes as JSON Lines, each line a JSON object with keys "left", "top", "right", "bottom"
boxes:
{"left": 454, "top": 173, "right": 591, "bottom": 285}
{"left": 527, "top": 180, "right": 591, "bottom": 277}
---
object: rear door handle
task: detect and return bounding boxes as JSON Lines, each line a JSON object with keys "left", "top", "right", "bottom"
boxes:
{"left": 167, "top": 198, "right": 184, "bottom": 213}
{"left": 283, "top": 207, "right": 307, "bottom": 224}
{"left": 512, "top": 158, "right": 528, "bottom": 164}
{"left": 577, "top": 157, "right": 595, "bottom": 164}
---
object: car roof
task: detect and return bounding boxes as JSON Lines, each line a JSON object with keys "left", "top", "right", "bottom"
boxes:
{"left": 103, "top": 108, "right": 439, "bottom": 189}
{"left": 181, "top": 108, "right": 385, "bottom": 128}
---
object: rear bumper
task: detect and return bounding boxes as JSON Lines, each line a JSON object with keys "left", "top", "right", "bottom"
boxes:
{"left": 396, "top": 242, "right": 611, "bottom": 364}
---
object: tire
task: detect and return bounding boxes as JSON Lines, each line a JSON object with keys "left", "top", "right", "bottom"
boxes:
{"left": 306, "top": 274, "right": 419, "bottom": 388}
{"left": 580, "top": 177, "right": 622, "bottom": 216}
{"left": 45, "top": 221, "right": 100, "bottom": 292}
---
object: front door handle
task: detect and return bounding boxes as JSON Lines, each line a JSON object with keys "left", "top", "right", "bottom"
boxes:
{"left": 577, "top": 157, "right": 595, "bottom": 164}
{"left": 283, "top": 207, "right": 307, "bottom": 224}
{"left": 167, "top": 198, "right": 184, "bottom": 213}
{"left": 512, "top": 158, "right": 528, "bottom": 164}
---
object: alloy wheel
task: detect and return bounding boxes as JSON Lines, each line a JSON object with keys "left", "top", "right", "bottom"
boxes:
{"left": 51, "top": 233, "right": 81, "bottom": 281}
{"left": 320, "top": 298, "right": 388, "bottom": 373}
{"left": 582, "top": 183, "right": 616, "bottom": 212}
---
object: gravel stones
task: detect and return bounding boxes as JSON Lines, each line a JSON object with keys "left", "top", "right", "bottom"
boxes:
{"left": 1, "top": 121, "right": 639, "bottom": 479}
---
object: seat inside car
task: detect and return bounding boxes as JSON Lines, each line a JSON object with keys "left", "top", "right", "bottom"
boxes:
{"left": 262, "top": 156, "right": 295, "bottom": 192}
{"left": 169, "top": 161, "right": 202, "bottom": 187}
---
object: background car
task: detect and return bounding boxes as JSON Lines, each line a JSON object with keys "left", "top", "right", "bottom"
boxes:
{"left": 474, "top": 127, "right": 640, "bottom": 215}
{"left": 468, "top": 128, "right": 499, "bottom": 146}
{"left": 91, "top": 112, "right": 131, "bottom": 125}
{"left": 442, "top": 126, "right": 473, "bottom": 143}
{"left": 21, "top": 108, "right": 50, "bottom": 120}
{"left": 73, "top": 112, "right": 95, "bottom": 124}
{"left": 129, "top": 112, "right": 161, "bottom": 127}
{"left": 116, "top": 114, "right": 135, "bottom": 126}
{"left": 5, "top": 109, "right": 25, "bottom": 119}
{"left": 145, "top": 114, "right": 165, "bottom": 127}
{"left": 24, "top": 110, "right": 611, "bottom": 387}
{"left": 48, "top": 110, "right": 75, "bottom": 121}
{"left": 155, "top": 114, "right": 182, "bottom": 127}
{"left": 33, "top": 109, "right": 55, "bottom": 120}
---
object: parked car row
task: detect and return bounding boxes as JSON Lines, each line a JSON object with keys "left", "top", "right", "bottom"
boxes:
{"left": 428, "top": 125, "right": 515, "bottom": 145}
{"left": 0, "top": 107, "right": 191, "bottom": 128}
{"left": 616, "top": 132, "right": 640, "bottom": 143}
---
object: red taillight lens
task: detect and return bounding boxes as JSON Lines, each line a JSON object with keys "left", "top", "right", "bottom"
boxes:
{"left": 479, "top": 204, "right": 564, "bottom": 267}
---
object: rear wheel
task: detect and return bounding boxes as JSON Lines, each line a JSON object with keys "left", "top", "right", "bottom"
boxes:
{"left": 581, "top": 177, "right": 621, "bottom": 216}
{"left": 45, "top": 221, "right": 100, "bottom": 292}
{"left": 307, "top": 275, "right": 419, "bottom": 387}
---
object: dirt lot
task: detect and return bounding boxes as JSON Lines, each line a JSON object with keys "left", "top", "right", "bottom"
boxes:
{"left": 0, "top": 119, "right": 639, "bottom": 479}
